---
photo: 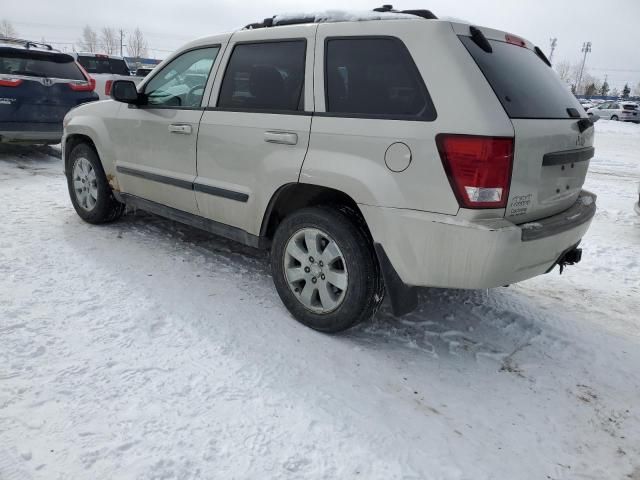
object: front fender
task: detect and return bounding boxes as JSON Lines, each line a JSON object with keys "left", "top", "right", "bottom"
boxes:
{"left": 63, "top": 101, "right": 122, "bottom": 182}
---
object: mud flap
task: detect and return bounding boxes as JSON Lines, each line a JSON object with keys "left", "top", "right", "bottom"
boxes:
{"left": 374, "top": 243, "right": 418, "bottom": 316}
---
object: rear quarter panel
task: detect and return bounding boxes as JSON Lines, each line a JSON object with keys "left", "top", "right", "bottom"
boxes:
{"left": 302, "top": 20, "right": 514, "bottom": 213}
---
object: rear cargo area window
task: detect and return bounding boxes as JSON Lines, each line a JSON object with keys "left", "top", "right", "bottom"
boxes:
{"left": 0, "top": 50, "right": 85, "bottom": 80}
{"left": 459, "top": 36, "right": 584, "bottom": 119}
{"left": 77, "top": 56, "right": 130, "bottom": 76}
{"left": 324, "top": 37, "right": 435, "bottom": 120}
{"left": 218, "top": 41, "right": 306, "bottom": 112}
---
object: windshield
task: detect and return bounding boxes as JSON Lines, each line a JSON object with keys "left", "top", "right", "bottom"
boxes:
{"left": 77, "top": 56, "right": 131, "bottom": 76}
{"left": 459, "top": 36, "right": 584, "bottom": 119}
{"left": 0, "top": 49, "right": 85, "bottom": 80}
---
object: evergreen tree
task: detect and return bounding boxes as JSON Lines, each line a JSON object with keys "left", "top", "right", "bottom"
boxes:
{"left": 599, "top": 80, "right": 610, "bottom": 96}
{"left": 622, "top": 83, "right": 631, "bottom": 99}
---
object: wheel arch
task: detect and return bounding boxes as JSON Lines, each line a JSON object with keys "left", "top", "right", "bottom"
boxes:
{"left": 260, "top": 183, "right": 372, "bottom": 241}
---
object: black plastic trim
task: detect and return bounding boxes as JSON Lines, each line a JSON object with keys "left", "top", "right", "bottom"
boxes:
{"left": 118, "top": 193, "right": 267, "bottom": 249}
{"left": 520, "top": 191, "right": 596, "bottom": 242}
{"left": 469, "top": 26, "right": 492, "bottom": 53}
{"left": 534, "top": 46, "right": 552, "bottom": 67}
{"left": 206, "top": 107, "right": 312, "bottom": 116}
{"left": 542, "top": 147, "right": 594, "bottom": 166}
{"left": 373, "top": 243, "right": 418, "bottom": 317}
{"left": 116, "top": 165, "right": 193, "bottom": 190}
{"left": 116, "top": 165, "right": 250, "bottom": 203}
{"left": 193, "top": 183, "right": 249, "bottom": 203}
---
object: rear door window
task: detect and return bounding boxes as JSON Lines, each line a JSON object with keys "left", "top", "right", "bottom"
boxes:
{"left": 0, "top": 49, "right": 85, "bottom": 80}
{"left": 217, "top": 41, "right": 306, "bottom": 111}
{"left": 324, "top": 37, "right": 435, "bottom": 120}
{"left": 459, "top": 36, "right": 583, "bottom": 119}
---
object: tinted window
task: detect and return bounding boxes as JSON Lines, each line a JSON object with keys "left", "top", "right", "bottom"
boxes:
{"left": 145, "top": 47, "right": 219, "bottom": 108}
{"left": 459, "top": 36, "right": 583, "bottom": 119}
{"left": 623, "top": 104, "right": 637, "bottom": 110}
{"left": 325, "top": 38, "right": 434, "bottom": 119}
{"left": 218, "top": 41, "right": 306, "bottom": 111}
{"left": 0, "top": 49, "right": 85, "bottom": 80}
{"left": 611, "top": 103, "right": 620, "bottom": 109}
{"left": 77, "top": 56, "right": 130, "bottom": 76}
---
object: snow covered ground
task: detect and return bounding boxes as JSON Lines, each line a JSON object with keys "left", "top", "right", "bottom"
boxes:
{"left": 0, "top": 121, "right": 639, "bottom": 480}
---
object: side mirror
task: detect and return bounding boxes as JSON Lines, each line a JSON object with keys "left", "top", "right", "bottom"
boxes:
{"left": 111, "top": 80, "right": 140, "bottom": 104}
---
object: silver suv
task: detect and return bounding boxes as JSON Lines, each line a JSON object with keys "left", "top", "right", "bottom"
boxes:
{"left": 62, "top": 8, "right": 597, "bottom": 332}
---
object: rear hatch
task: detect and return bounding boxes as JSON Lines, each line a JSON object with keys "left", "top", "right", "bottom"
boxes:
{"left": 0, "top": 48, "right": 97, "bottom": 127}
{"left": 455, "top": 26, "right": 594, "bottom": 223}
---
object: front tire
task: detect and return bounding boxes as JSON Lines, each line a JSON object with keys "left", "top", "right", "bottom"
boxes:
{"left": 271, "top": 206, "right": 384, "bottom": 333}
{"left": 66, "top": 143, "right": 124, "bottom": 224}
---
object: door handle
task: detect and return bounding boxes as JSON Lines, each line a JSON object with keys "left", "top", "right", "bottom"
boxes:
{"left": 168, "top": 123, "right": 192, "bottom": 135}
{"left": 264, "top": 131, "right": 298, "bottom": 145}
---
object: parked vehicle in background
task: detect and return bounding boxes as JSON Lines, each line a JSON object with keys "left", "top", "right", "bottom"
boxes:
{"left": 134, "top": 66, "right": 154, "bottom": 78}
{"left": 579, "top": 100, "right": 594, "bottom": 111}
{"left": 587, "top": 101, "right": 640, "bottom": 122}
{"left": 63, "top": 8, "right": 597, "bottom": 332}
{"left": 0, "top": 37, "right": 98, "bottom": 144}
{"left": 73, "top": 53, "right": 144, "bottom": 100}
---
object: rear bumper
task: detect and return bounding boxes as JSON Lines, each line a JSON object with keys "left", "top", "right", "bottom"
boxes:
{"left": 362, "top": 190, "right": 597, "bottom": 290}
{"left": 0, "top": 124, "right": 62, "bottom": 144}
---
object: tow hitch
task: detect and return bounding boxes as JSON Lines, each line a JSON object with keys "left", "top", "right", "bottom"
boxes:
{"left": 556, "top": 246, "right": 582, "bottom": 274}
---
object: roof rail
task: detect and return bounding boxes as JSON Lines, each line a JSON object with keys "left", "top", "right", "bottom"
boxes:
{"left": 373, "top": 5, "right": 438, "bottom": 19}
{"left": 0, "top": 36, "right": 56, "bottom": 51}
{"left": 244, "top": 5, "right": 437, "bottom": 30}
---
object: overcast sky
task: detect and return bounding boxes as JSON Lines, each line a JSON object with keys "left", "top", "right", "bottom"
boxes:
{"left": 4, "top": 0, "right": 640, "bottom": 89}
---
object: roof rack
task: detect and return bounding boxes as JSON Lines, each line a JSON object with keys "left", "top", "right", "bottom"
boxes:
{"left": 244, "top": 5, "right": 437, "bottom": 30}
{"left": 0, "top": 36, "right": 56, "bottom": 51}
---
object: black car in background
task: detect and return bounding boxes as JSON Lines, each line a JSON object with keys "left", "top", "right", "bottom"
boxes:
{"left": 0, "top": 38, "right": 98, "bottom": 144}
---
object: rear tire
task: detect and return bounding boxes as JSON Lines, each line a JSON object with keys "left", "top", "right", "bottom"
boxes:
{"left": 66, "top": 143, "right": 124, "bottom": 224}
{"left": 271, "top": 206, "right": 384, "bottom": 333}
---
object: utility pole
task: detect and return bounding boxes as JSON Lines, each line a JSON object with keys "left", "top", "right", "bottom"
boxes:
{"left": 548, "top": 38, "right": 557, "bottom": 65}
{"left": 119, "top": 29, "right": 124, "bottom": 56}
{"left": 576, "top": 41, "right": 592, "bottom": 95}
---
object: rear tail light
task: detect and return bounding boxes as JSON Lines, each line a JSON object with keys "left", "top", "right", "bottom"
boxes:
{"left": 105, "top": 80, "right": 113, "bottom": 96}
{"left": 0, "top": 78, "right": 23, "bottom": 87}
{"left": 73, "top": 61, "right": 95, "bottom": 92}
{"left": 436, "top": 134, "right": 514, "bottom": 209}
{"left": 68, "top": 78, "right": 95, "bottom": 92}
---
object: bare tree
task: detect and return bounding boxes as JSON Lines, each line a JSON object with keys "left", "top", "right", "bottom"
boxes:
{"left": 100, "top": 27, "right": 118, "bottom": 54}
{"left": 0, "top": 19, "right": 18, "bottom": 37}
{"left": 78, "top": 25, "right": 98, "bottom": 52}
{"left": 127, "top": 27, "right": 148, "bottom": 59}
{"left": 554, "top": 60, "right": 572, "bottom": 83}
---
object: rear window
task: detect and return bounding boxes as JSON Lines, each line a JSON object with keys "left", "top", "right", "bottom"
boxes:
{"left": 0, "top": 49, "right": 85, "bottom": 80}
{"left": 77, "top": 56, "right": 130, "bottom": 76}
{"left": 623, "top": 104, "right": 637, "bottom": 110}
{"left": 459, "top": 36, "right": 583, "bottom": 119}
